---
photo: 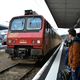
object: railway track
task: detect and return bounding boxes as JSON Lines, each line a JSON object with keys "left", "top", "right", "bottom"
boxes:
{"left": 24, "top": 67, "right": 40, "bottom": 80}
{"left": 0, "top": 64, "right": 32, "bottom": 80}
{"left": 0, "top": 45, "right": 58, "bottom": 80}
{"left": 0, "top": 63, "right": 40, "bottom": 80}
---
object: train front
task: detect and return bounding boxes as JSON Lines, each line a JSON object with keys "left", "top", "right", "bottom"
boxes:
{"left": 6, "top": 15, "right": 44, "bottom": 59}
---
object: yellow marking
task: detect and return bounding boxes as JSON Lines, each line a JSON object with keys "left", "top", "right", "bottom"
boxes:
{"left": 9, "top": 33, "right": 18, "bottom": 37}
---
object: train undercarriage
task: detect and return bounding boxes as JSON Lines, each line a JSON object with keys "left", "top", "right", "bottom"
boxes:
{"left": 6, "top": 46, "right": 43, "bottom": 60}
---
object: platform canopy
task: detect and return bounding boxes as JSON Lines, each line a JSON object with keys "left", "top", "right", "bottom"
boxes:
{"left": 45, "top": 0, "right": 80, "bottom": 28}
{"left": 0, "top": 25, "right": 8, "bottom": 30}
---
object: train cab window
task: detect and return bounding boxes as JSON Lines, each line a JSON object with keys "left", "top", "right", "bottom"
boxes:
{"left": 10, "top": 18, "right": 25, "bottom": 31}
{"left": 26, "top": 17, "right": 42, "bottom": 31}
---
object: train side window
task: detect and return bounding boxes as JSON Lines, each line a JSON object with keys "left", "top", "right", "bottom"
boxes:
{"left": 47, "top": 23, "right": 51, "bottom": 33}
{"left": 49, "top": 28, "right": 51, "bottom": 34}
{"left": 46, "top": 22, "right": 49, "bottom": 33}
{"left": 52, "top": 29, "right": 55, "bottom": 38}
{"left": 53, "top": 32, "right": 56, "bottom": 38}
{"left": 49, "top": 27, "right": 53, "bottom": 38}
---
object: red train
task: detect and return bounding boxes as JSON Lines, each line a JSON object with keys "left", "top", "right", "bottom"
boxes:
{"left": 6, "top": 10, "right": 61, "bottom": 60}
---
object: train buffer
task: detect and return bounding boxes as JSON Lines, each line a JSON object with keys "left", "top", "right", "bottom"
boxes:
{"left": 32, "top": 41, "right": 66, "bottom": 80}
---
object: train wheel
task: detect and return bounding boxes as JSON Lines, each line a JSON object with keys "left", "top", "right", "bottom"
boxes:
{"left": 11, "top": 56, "right": 15, "bottom": 60}
{"left": 10, "top": 52, "right": 16, "bottom": 60}
{"left": 28, "top": 49, "right": 31, "bottom": 56}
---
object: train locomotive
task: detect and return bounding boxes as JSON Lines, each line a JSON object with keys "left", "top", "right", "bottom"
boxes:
{"left": 6, "top": 10, "right": 61, "bottom": 60}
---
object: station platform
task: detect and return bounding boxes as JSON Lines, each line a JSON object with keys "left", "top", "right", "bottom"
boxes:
{"left": 0, "top": 45, "right": 7, "bottom": 49}
{"left": 33, "top": 42, "right": 67, "bottom": 80}
{"left": 57, "top": 47, "right": 67, "bottom": 80}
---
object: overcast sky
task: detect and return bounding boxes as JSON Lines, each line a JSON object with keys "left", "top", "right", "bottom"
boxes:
{"left": 0, "top": 0, "right": 57, "bottom": 28}
{"left": 0, "top": 0, "right": 79, "bottom": 35}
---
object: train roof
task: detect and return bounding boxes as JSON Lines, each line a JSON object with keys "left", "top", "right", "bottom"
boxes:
{"left": 10, "top": 15, "right": 44, "bottom": 19}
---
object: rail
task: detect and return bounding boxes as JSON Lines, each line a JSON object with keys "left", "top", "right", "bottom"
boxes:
{"left": 0, "top": 64, "right": 36, "bottom": 80}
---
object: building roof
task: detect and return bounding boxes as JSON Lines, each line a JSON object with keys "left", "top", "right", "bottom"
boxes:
{"left": 45, "top": 0, "right": 80, "bottom": 28}
{"left": 0, "top": 25, "right": 8, "bottom": 30}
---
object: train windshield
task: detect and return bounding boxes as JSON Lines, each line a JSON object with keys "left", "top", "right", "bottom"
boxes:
{"left": 11, "top": 18, "right": 25, "bottom": 31}
{"left": 10, "top": 17, "right": 42, "bottom": 32}
{"left": 26, "top": 17, "right": 42, "bottom": 30}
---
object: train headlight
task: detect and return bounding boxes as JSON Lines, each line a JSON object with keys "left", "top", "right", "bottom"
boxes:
{"left": 8, "top": 40, "right": 16, "bottom": 44}
{"left": 8, "top": 40, "right": 12, "bottom": 44}
{"left": 37, "top": 40, "right": 41, "bottom": 44}
{"left": 32, "top": 40, "right": 41, "bottom": 45}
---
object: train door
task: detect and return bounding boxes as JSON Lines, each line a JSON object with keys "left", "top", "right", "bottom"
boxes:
{"left": 44, "top": 22, "right": 51, "bottom": 53}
